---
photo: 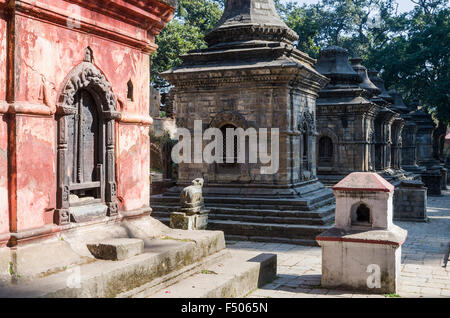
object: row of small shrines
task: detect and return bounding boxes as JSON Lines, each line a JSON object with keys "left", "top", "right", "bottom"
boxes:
{"left": 154, "top": 46, "right": 448, "bottom": 196}
{"left": 149, "top": 0, "right": 448, "bottom": 245}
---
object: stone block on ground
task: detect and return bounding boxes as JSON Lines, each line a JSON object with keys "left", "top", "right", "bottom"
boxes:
{"left": 170, "top": 212, "right": 196, "bottom": 230}
{"left": 170, "top": 211, "right": 209, "bottom": 230}
{"left": 394, "top": 180, "right": 428, "bottom": 222}
{"left": 87, "top": 238, "right": 144, "bottom": 261}
{"left": 247, "top": 253, "right": 277, "bottom": 287}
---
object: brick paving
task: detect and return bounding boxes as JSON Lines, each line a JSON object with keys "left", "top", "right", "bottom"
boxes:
{"left": 227, "top": 188, "right": 450, "bottom": 298}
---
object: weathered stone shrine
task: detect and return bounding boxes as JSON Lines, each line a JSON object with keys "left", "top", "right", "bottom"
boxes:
{"left": 410, "top": 105, "right": 446, "bottom": 195}
{"left": 315, "top": 47, "right": 382, "bottom": 185}
{"left": 0, "top": 0, "right": 178, "bottom": 285}
{"left": 349, "top": 59, "right": 406, "bottom": 185}
{"left": 385, "top": 90, "right": 422, "bottom": 173}
{"left": 152, "top": 0, "right": 336, "bottom": 245}
{"left": 315, "top": 49, "right": 428, "bottom": 221}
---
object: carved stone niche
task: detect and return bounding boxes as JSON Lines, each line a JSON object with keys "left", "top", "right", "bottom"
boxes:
{"left": 55, "top": 48, "right": 120, "bottom": 225}
{"left": 298, "top": 111, "right": 317, "bottom": 180}
{"left": 208, "top": 111, "right": 252, "bottom": 183}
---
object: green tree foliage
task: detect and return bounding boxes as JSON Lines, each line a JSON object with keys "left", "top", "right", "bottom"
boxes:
{"left": 151, "top": 0, "right": 223, "bottom": 88}
{"left": 152, "top": 0, "right": 449, "bottom": 123}
{"left": 367, "top": 1, "right": 449, "bottom": 123}
{"left": 274, "top": 0, "right": 450, "bottom": 123}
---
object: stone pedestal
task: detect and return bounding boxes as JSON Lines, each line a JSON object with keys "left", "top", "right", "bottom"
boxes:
{"left": 318, "top": 228, "right": 405, "bottom": 293}
{"left": 394, "top": 180, "right": 428, "bottom": 222}
{"left": 422, "top": 169, "right": 443, "bottom": 196}
{"left": 316, "top": 172, "right": 407, "bottom": 294}
{"left": 170, "top": 211, "right": 209, "bottom": 230}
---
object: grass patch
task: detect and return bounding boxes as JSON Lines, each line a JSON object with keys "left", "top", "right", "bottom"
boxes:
{"left": 384, "top": 293, "right": 401, "bottom": 298}
{"left": 200, "top": 269, "right": 218, "bottom": 275}
{"left": 161, "top": 235, "right": 195, "bottom": 243}
{"left": 243, "top": 288, "right": 257, "bottom": 298}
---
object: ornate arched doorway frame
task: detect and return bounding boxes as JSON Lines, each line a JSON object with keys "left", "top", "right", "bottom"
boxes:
{"left": 55, "top": 49, "right": 121, "bottom": 225}
{"left": 208, "top": 110, "right": 253, "bottom": 183}
{"left": 316, "top": 127, "right": 339, "bottom": 170}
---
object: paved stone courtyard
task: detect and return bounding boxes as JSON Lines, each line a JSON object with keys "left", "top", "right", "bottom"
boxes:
{"left": 227, "top": 188, "right": 450, "bottom": 298}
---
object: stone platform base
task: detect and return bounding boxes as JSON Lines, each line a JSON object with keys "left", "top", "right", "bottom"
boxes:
{"left": 170, "top": 211, "right": 209, "bottom": 230}
{"left": 152, "top": 179, "right": 336, "bottom": 246}
{"left": 393, "top": 180, "right": 428, "bottom": 222}
{"left": 0, "top": 216, "right": 275, "bottom": 297}
{"left": 148, "top": 252, "right": 276, "bottom": 298}
{"left": 421, "top": 172, "right": 443, "bottom": 196}
{"left": 316, "top": 226, "right": 407, "bottom": 294}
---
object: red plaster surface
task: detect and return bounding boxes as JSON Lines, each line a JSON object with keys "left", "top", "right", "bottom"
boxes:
{"left": 0, "top": 117, "right": 8, "bottom": 235}
{"left": 15, "top": 15, "right": 150, "bottom": 114}
{"left": 0, "top": 0, "right": 174, "bottom": 237}
{"left": 0, "top": 8, "right": 7, "bottom": 235}
{"left": 0, "top": 13, "right": 6, "bottom": 101}
{"left": 15, "top": 116, "right": 56, "bottom": 231}
{"left": 118, "top": 124, "right": 150, "bottom": 212}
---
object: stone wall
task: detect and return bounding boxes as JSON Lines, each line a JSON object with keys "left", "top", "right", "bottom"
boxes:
{"left": 393, "top": 181, "right": 428, "bottom": 222}
{"left": 173, "top": 83, "right": 320, "bottom": 186}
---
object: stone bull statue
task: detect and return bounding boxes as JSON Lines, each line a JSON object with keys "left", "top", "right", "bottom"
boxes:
{"left": 170, "top": 178, "right": 209, "bottom": 230}
{"left": 180, "top": 178, "right": 204, "bottom": 212}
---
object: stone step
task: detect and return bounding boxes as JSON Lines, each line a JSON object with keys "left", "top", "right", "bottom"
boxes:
{"left": 87, "top": 238, "right": 144, "bottom": 261}
{"left": 152, "top": 203, "right": 334, "bottom": 217}
{"left": 208, "top": 212, "right": 334, "bottom": 226}
{"left": 151, "top": 195, "right": 335, "bottom": 212}
{"left": 152, "top": 203, "right": 335, "bottom": 222}
{"left": 207, "top": 220, "right": 331, "bottom": 244}
{"left": 152, "top": 209, "right": 334, "bottom": 225}
{"left": 151, "top": 189, "right": 335, "bottom": 208}
{"left": 225, "top": 234, "right": 319, "bottom": 246}
{"left": 152, "top": 218, "right": 331, "bottom": 246}
{"left": 210, "top": 205, "right": 334, "bottom": 218}
{"left": 0, "top": 221, "right": 227, "bottom": 297}
{"left": 148, "top": 252, "right": 277, "bottom": 298}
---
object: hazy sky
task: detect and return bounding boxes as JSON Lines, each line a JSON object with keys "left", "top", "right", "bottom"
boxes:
{"left": 280, "top": 0, "right": 416, "bottom": 13}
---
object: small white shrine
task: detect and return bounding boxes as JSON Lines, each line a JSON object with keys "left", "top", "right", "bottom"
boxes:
{"left": 316, "top": 172, "right": 408, "bottom": 293}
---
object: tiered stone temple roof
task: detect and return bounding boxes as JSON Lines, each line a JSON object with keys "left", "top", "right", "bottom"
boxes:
{"left": 368, "top": 69, "right": 394, "bottom": 105}
{"left": 163, "top": 0, "right": 328, "bottom": 91}
{"left": 350, "top": 57, "right": 381, "bottom": 97}
{"left": 205, "top": 0, "right": 299, "bottom": 46}
{"left": 315, "top": 47, "right": 376, "bottom": 113}
{"left": 389, "top": 89, "right": 410, "bottom": 114}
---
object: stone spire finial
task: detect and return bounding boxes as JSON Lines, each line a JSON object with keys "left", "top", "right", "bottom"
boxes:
{"left": 368, "top": 69, "right": 393, "bottom": 103}
{"left": 315, "top": 46, "right": 362, "bottom": 85}
{"left": 350, "top": 56, "right": 381, "bottom": 97}
{"left": 388, "top": 89, "right": 409, "bottom": 114}
{"left": 205, "top": 0, "right": 298, "bottom": 46}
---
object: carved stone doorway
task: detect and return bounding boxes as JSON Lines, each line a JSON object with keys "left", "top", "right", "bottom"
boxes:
{"left": 55, "top": 49, "right": 120, "bottom": 225}
{"left": 68, "top": 89, "right": 104, "bottom": 209}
